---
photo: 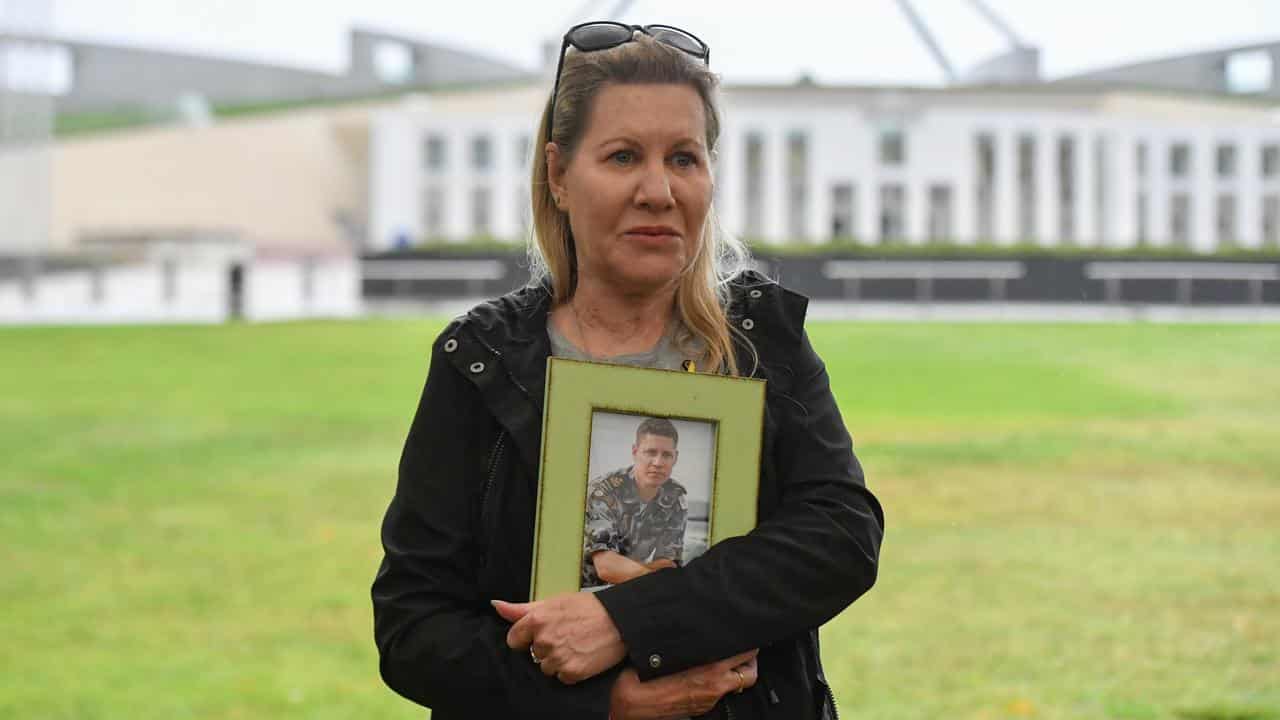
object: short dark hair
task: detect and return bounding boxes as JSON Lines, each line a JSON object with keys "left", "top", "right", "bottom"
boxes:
{"left": 635, "top": 417, "right": 678, "bottom": 447}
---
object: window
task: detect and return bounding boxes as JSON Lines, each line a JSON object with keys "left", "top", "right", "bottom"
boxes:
{"left": 373, "top": 40, "right": 414, "bottom": 84}
{"left": 471, "top": 186, "right": 492, "bottom": 235}
{"left": 515, "top": 134, "right": 532, "bottom": 169}
{"left": 472, "top": 135, "right": 493, "bottom": 172}
{"left": 1263, "top": 194, "right": 1279, "bottom": 247}
{"left": 162, "top": 258, "right": 178, "bottom": 303}
{"left": 975, "top": 133, "right": 995, "bottom": 241}
{"left": 1058, "top": 135, "right": 1076, "bottom": 242}
{"left": 879, "top": 184, "right": 905, "bottom": 241}
{"left": 1170, "top": 143, "right": 1191, "bottom": 178}
{"left": 1216, "top": 194, "right": 1237, "bottom": 246}
{"left": 927, "top": 184, "right": 953, "bottom": 242}
{"left": 787, "top": 132, "right": 809, "bottom": 240}
{"left": 423, "top": 186, "right": 445, "bottom": 237}
{"left": 1136, "top": 193, "right": 1149, "bottom": 245}
{"left": 424, "top": 134, "right": 447, "bottom": 171}
{"left": 830, "top": 183, "right": 855, "bottom": 240}
{"left": 0, "top": 42, "right": 74, "bottom": 95}
{"left": 1170, "top": 193, "right": 1191, "bottom": 247}
{"left": 301, "top": 257, "right": 316, "bottom": 303}
{"left": 515, "top": 186, "right": 530, "bottom": 230}
{"left": 1262, "top": 144, "right": 1279, "bottom": 178}
{"left": 1216, "top": 144, "right": 1237, "bottom": 178}
{"left": 879, "top": 130, "right": 905, "bottom": 166}
{"left": 90, "top": 265, "right": 105, "bottom": 304}
{"left": 743, "top": 132, "right": 765, "bottom": 238}
{"left": 1225, "top": 49, "right": 1273, "bottom": 94}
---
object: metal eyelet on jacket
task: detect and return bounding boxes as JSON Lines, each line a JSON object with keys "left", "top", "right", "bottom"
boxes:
{"left": 443, "top": 338, "right": 459, "bottom": 353}
{"left": 469, "top": 361, "right": 485, "bottom": 374}
{"left": 749, "top": 289, "right": 763, "bottom": 299}
{"left": 742, "top": 318, "right": 755, "bottom": 330}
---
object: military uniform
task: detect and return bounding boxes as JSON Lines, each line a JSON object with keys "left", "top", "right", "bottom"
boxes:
{"left": 581, "top": 466, "right": 688, "bottom": 588}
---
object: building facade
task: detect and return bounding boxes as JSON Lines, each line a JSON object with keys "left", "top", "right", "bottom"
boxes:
{"left": 368, "top": 83, "right": 1280, "bottom": 253}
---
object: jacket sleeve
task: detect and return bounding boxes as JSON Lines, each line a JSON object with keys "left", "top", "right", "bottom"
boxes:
{"left": 371, "top": 331, "right": 618, "bottom": 718}
{"left": 594, "top": 328, "right": 885, "bottom": 680}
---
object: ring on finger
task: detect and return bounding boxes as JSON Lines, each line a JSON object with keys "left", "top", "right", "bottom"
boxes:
{"left": 530, "top": 647, "right": 542, "bottom": 665}
{"left": 732, "top": 667, "right": 745, "bottom": 694}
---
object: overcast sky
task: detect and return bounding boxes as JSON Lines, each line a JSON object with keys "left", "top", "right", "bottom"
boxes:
{"left": 14, "top": 0, "right": 1280, "bottom": 86}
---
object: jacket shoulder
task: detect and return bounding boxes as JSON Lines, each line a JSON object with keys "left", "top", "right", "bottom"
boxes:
{"left": 432, "top": 283, "right": 550, "bottom": 351}
{"left": 727, "top": 269, "right": 809, "bottom": 351}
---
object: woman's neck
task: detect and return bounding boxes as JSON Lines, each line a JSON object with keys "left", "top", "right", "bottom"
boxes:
{"left": 554, "top": 279, "right": 677, "bottom": 359}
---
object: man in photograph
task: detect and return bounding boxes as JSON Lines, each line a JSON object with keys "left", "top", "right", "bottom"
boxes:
{"left": 581, "top": 417, "right": 689, "bottom": 589}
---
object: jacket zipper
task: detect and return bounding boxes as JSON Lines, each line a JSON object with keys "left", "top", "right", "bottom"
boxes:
{"left": 825, "top": 682, "right": 839, "bottom": 720}
{"left": 478, "top": 431, "right": 507, "bottom": 533}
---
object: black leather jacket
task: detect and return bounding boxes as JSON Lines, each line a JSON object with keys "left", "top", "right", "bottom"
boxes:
{"left": 372, "top": 272, "right": 885, "bottom": 719}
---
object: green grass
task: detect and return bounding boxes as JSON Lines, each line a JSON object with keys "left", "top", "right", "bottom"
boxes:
{"left": 2, "top": 321, "right": 1277, "bottom": 719}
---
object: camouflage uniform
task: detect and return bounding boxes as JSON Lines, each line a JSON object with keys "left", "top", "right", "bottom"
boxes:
{"left": 581, "top": 466, "right": 688, "bottom": 588}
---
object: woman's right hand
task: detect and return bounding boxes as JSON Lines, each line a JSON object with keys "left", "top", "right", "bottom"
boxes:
{"left": 608, "top": 649, "right": 759, "bottom": 720}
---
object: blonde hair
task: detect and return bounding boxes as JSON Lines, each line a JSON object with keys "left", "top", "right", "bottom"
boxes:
{"left": 528, "top": 33, "right": 753, "bottom": 375}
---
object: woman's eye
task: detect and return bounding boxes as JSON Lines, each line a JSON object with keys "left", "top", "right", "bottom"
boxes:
{"left": 672, "top": 152, "right": 699, "bottom": 168}
{"left": 610, "top": 150, "right": 634, "bottom": 164}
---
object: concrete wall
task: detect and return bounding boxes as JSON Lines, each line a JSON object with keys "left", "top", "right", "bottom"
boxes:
{"left": 0, "top": 256, "right": 360, "bottom": 325}
{"left": 244, "top": 258, "right": 361, "bottom": 322}
{"left": 50, "top": 108, "right": 370, "bottom": 252}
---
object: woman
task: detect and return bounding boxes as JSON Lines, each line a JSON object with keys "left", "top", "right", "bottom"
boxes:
{"left": 372, "top": 21, "right": 884, "bottom": 720}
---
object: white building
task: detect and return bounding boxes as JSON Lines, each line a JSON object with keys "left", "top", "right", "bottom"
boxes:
{"left": 369, "top": 82, "right": 1280, "bottom": 254}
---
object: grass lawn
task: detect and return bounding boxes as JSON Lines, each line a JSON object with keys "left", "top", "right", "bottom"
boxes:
{"left": 2, "top": 320, "right": 1277, "bottom": 719}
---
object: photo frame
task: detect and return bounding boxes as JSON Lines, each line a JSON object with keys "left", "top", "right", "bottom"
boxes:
{"left": 530, "top": 357, "right": 766, "bottom": 600}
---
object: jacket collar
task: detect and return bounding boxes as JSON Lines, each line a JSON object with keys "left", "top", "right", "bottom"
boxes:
{"left": 453, "top": 272, "right": 808, "bottom": 474}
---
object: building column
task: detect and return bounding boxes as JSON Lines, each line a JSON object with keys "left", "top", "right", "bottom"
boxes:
{"left": 812, "top": 172, "right": 832, "bottom": 244}
{"left": 1074, "top": 130, "right": 1096, "bottom": 247}
{"left": 901, "top": 174, "right": 922, "bottom": 243}
{"left": 1147, "top": 136, "right": 1170, "bottom": 246}
{"left": 799, "top": 129, "right": 818, "bottom": 244}
{"left": 368, "top": 111, "right": 422, "bottom": 251}
{"left": 491, "top": 134, "right": 514, "bottom": 241}
{"left": 1191, "top": 132, "right": 1216, "bottom": 252}
{"left": 1106, "top": 129, "right": 1138, "bottom": 248}
{"left": 1237, "top": 134, "right": 1263, "bottom": 249}
{"left": 714, "top": 125, "right": 740, "bottom": 240}
{"left": 764, "top": 128, "right": 788, "bottom": 243}
{"left": 952, "top": 160, "right": 976, "bottom": 246}
{"left": 855, "top": 130, "right": 878, "bottom": 244}
{"left": 994, "top": 129, "right": 1018, "bottom": 245}
{"left": 1035, "top": 128, "right": 1059, "bottom": 247}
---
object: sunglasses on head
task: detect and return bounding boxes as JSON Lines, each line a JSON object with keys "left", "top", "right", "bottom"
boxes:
{"left": 546, "top": 21, "right": 711, "bottom": 142}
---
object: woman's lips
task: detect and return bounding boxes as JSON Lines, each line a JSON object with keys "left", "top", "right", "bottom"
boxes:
{"left": 623, "top": 232, "right": 680, "bottom": 245}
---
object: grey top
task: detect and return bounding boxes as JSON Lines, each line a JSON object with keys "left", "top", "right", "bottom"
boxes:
{"left": 547, "top": 317, "right": 699, "bottom": 370}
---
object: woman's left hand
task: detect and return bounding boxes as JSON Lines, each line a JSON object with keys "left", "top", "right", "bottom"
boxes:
{"left": 492, "top": 594, "right": 627, "bottom": 684}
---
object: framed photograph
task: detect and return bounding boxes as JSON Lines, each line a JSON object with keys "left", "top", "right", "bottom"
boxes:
{"left": 530, "top": 357, "right": 766, "bottom": 600}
